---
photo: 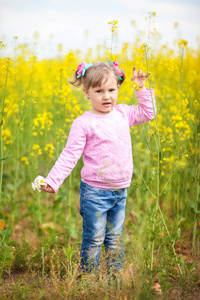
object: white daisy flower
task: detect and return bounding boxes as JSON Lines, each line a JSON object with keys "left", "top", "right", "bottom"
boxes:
{"left": 32, "top": 175, "right": 45, "bottom": 192}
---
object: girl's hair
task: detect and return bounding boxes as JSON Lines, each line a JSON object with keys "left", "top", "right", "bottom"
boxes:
{"left": 68, "top": 62, "right": 125, "bottom": 90}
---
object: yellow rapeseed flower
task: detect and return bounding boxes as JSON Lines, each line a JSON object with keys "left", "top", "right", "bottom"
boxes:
{"left": 0, "top": 41, "right": 5, "bottom": 50}
{"left": 20, "top": 156, "right": 29, "bottom": 165}
{"left": 108, "top": 20, "right": 118, "bottom": 33}
{"left": 32, "top": 144, "right": 40, "bottom": 150}
{"left": 178, "top": 39, "right": 188, "bottom": 48}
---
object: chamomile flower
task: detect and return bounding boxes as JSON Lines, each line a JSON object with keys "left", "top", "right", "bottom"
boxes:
{"left": 32, "top": 175, "right": 45, "bottom": 192}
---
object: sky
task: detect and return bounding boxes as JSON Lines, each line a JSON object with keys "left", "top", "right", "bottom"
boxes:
{"left": 1, "top": 0, "right": 200, "bottom": 59}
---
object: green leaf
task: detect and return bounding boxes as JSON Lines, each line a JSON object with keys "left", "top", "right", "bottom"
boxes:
{"left": 0, "top": 154, "right": 13, "bottom": 162}
{"left": 0, "top": 225, "right": 12, "bottom": 245}
{"left": 5, "top": 184, "right": 15, "bottom": 191}
{"left": 53, "top": 198, "right": 62, "bottom": 209}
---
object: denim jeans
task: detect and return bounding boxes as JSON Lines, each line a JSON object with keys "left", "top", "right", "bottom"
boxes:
{"left": 79, "top": 180, "right": 127, "bottom": 273}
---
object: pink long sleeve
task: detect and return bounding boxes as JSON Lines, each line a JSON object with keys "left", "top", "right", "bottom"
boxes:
{"left": 115, "top": 88, "right": 156, "bottom": 126}
{"left": 44, "top": 119, "right": 87, "bottom": 193}
{"left": 45, "top": 88, "right": 156, "bottom": 192}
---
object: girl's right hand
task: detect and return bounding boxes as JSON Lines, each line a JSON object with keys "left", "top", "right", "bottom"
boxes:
{"left": 42, "top": 183, "right": 55, "bottom": 193}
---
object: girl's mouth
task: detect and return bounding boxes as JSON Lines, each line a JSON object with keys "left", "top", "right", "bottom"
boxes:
{"left": 103, "top": 102, "right": 111, "bottom": 106}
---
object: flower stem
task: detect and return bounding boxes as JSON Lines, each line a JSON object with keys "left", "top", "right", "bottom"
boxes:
{"left": 192, "top": 128, "right": 200, "bottom": 252}
{"left": 0, "top": 60, "right": 9, "bottom": 205}
{"left": 110, "top": 31, "right": 114, "bottom": 61}
{"left": 157, "top": 204, "right": 183, "bottom": 275}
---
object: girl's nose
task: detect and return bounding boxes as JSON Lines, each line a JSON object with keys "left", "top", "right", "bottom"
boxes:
{"left": 103, "top": 92, "right": 110, "bottom": 99}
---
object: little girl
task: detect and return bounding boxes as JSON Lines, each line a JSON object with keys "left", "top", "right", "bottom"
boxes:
{"left": 42, "top": 61, "right": 156, "bottom": 275}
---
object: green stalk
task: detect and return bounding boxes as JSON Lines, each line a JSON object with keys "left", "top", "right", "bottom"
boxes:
{"left": 192, "top": 177, "right": 199, "bottom": 252}
{"left": 0, "top": 127, "right": 3, "bottom": 203}
{"left": 150, "top": 225, "right": 155, "bottom": 270}
{"left": 108, "top": 20, "right": 117, "bottom": 61}
{"left": 41, "top": 246, "right": 45, "bottom": 277}
{"left": 144, "top": 44, "right": 162, "bottom": 271}
{"left": 0, "top": 60, "right": 9, "bottom": 205}
{"left": 157, "top": 204, "right": 183, "bottom": 275}
{"left": 67, "top": 173, "right": 73, "bottom": 226}
{"left": 135, "top": 162, "right": 183, "bottom": 275}
{"left": 13, "top": 130, "right": 20, "bottom": 200}
{"left": 144, "top": 45, "right": 151, "bottom": 209}
{"left": 134, "top": 167, "right": 156, "bottom": 199}
{"left": 192, "top": 127, "right": 200, "bottom": 252}
{"left": 176, "top": 45, "right": 184, "bottom": 220}
{"left": 176, "top": 173, "right": 180, "bottom": 221}
{"left": 150, "top": 139, "right": 160, "bottom": 270}
{"left": 110, "top": 29, "right": 114, "bottom": 61}
{"left": 179, "top": 46, "right": 184, "bottom": 91}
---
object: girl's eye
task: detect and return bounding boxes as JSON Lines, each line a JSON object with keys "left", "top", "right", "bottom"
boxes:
{"left": 109, "top": 89, "right": 115, "bottom": 92}
{"left": 96, "top": 90, "right": 102, "bottom": 93}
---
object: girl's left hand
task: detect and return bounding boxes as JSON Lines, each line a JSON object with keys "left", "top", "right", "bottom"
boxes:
{"left": 131, "top": 66, "right": 151, "bottom": 89}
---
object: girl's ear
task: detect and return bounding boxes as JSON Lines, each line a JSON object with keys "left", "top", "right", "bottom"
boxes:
{"left": 83, "top": 88, "right": 89, "bottom": 99}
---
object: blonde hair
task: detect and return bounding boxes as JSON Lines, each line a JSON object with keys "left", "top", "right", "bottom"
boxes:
{"left": 69, "top": 62, "right": 125, "bottom": 90}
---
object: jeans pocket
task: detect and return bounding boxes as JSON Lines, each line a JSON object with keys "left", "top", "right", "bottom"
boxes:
{"left": 83, "top": 184, "right": 103, "bottom": 200}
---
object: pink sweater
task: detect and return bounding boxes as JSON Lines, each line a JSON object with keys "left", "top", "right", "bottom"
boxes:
{"left": 45, "top": 88, "right": 156, "bottom": 192}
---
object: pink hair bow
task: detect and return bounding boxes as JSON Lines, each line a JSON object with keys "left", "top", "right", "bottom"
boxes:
{"left": 77, "top": 62, "right": 93, "bottom": 78}
{"left": 108, "top": 60, "right": 123, "bottom": 80}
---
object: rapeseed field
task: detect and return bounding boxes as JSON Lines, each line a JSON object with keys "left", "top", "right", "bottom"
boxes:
{"left": 0, "top": 19, "right": 199, "bottom": 298}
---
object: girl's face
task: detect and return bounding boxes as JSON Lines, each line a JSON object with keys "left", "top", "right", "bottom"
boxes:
{"left": 83, "top": 75, "right": 119, "bottom": 115}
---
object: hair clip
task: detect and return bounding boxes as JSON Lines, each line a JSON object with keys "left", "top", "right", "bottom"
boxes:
{"left": 108, "top": 60, "right": 123, "bottom": 80}
{"left": 77, "top": 62, "right": 93, "bottom": 78}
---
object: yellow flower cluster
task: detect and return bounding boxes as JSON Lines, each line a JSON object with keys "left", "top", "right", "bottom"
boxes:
{"left": 33, "top": 112, "right": 53, "bottom": 136}
{"left": 44, "top": 143, "right": 55, "bottom": 158}
{"left": 178, "top": 39, "right": 188, "bottom": 48}
{"left": 0, "top": 41, "right": 5, "bottom": 50}
{"left": 2, "top": 128, "right": 13, "bottom": 146}
{"left": 56, "top": 128, "right": 67, "bottom": 145}
{"left": 27, "top": 90, "right": 37, "bottom": 104}
{"left": 140, "top": 43, "right": 151, "bottom": 57}
{"left": 31, "top": 144, "right": 42, "bottom": 156}
{"left": 108, "top": 20, "right": 118, "bottom": 33}
{"left": 0, "top": 37, "right": 199, "bottom": 195}
{"left": 20, "top": 156, "right": 29, "bottom": 165}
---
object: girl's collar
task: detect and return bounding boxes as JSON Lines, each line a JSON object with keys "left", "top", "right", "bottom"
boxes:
{"left": 84, "top": 109, "right": 115, "bottom": 118}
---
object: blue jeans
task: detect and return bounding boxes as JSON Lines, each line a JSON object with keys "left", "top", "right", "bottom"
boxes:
{"left": 79, "top": 180, "right": 127, "bottom": 273}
